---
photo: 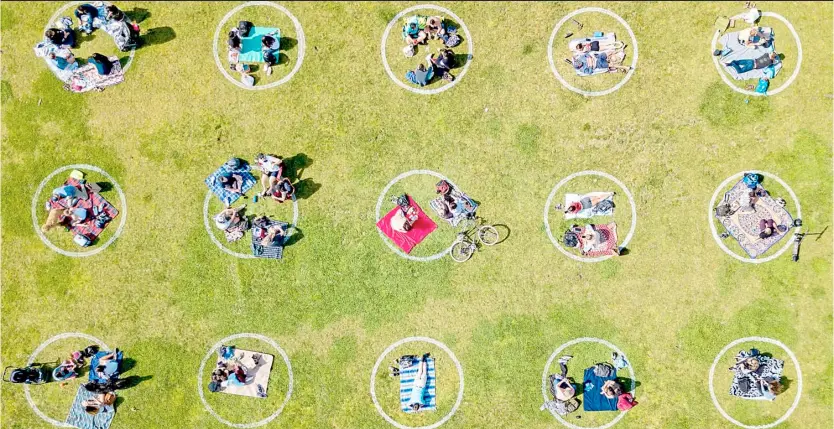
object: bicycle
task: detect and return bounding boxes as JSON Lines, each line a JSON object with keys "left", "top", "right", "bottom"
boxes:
{"left": 449, "top": 216, "right": 499, "bottom": 262}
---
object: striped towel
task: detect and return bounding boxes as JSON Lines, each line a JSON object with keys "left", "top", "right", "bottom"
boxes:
{"left": 400, "top": 358, "right": 436, "bottom": 413}
{"left": 205, "top": 165, "right": 256, "bottom": 206}
{"left": 65, "top": 385, "right": 116, "bottom": 429}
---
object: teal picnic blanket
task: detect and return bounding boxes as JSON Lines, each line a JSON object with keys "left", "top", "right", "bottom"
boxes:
{"left": 239, "top": 27, "right": 280, "bottom": 63}
{"left": 66, "top": 385, "right": 116, "bottom": 429}
{"left": 400, "top": 357, "right": 437, "bottom": 412}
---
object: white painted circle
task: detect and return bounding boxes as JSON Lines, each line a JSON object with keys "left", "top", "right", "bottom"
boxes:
{"left": 547, "top": 8, "right": 639, "bottom": 97}
{"left": 24, "top": 332, "right": 109, "bottom": 427}
{"left": 197, "top": 333, "right": 294, "bottom": 428}
{"left": 543, "top": 171, "right": 637, "bottom": 263}
{"left": 375, "top": 169, "right": 458, "bottom": 261}
{"left": 202, "top": 190, "right": 299, "bottom": 259}
{"left": 541, "top": 337, "right": 636, "bottom": 429}
{"left": 708, "top": 337, "right": 802, "bottom": 429}
{"left": 380, "top": 4, "right": 474, "bottom": 95}
{"left": 31, "top": 164, "right": 128, "bottom": 257}
{"left": 212, "top": 1, "right": 306, "bottom": 91}
{"left": 708, "top": 170, "right": 801, "bottom": 264}
{"left": 43, "top": 2, "right": 137, "bottom": 77}
{"left": 370, "top": 336, "right": 464, "bottom": 429}
{"left": 710, "top": 12, "right": 802, "bottom": 97}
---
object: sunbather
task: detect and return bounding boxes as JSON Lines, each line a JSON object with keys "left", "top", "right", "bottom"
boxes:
{"left": 572, "top": 51, "right": 629, "bottom": 75}
{"left": 407, "top": 354, "right": 431, "bottom": 411}
{"left": 218, "top": 172, "right": 244, "bottom": 195}
{"left": 214, "top": 205, "right": 246, "bottom": 231}
{"left": 94, "top": 350, "right": 120, "bottom": 380}
{"left": 552, "top": 355, "right": 576, "bottom": 401}
{"left": 391, "top": 205, "right": 418, "bottom": 233}
{"left": 564, "top": 192, "right": 615, "bottom": 215}
{"left": 738, "top": 26, "right": 771, "bottom": 47}
{"left": 45, "top": 28, "right": 75, "bottom": 48}
{"left": 759, "top": 218, "right": 777, "bottom": 239}
{"left": 724, "top": 52, "right": 779, "bottom": 74}
{"left": 256, "top": 153, "right": 284, "bottom": 195}
{"left": 261, "top": 31, "right": 281, "bottom": 76}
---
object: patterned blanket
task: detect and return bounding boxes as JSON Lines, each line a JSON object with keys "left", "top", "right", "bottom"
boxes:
{"left": 66, "top": 385, "right": 116, "bottom": 429}
{"left": 68, "top": 57, "right": 124, "bottom": 93}
{"left": 716, "top": 180, "right": 793, "bottom": 258}
{"left": 250, "top": 218, "right": 287, "bottom": 259}
{"left": 429, "top": 187, "right": 478, "bottom": 227}
{"left": 46, "top": 178, "right": 119, "bottom": 242}
{"left": 730, "top": 354, "right": 785, "bottom": 399}
{"left": 579, "top": 223, "right": 619, "bottom": 257}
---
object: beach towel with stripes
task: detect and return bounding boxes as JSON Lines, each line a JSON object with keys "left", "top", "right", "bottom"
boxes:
{"left": 399, "top": 358, "right": 436, "bottom": 413}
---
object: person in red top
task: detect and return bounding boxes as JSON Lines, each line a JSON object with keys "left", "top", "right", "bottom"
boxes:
{"left": 564, "top": 192, "right": 615, "bottom": 215}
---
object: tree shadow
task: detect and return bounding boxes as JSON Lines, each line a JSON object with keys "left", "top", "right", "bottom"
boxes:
{"left": 142, "top": 27, "right": 176, "bottom": 47}
{"left": 492, "top": 224, "right": 511, "bottom": 244}
{"left": 280, "top": 37, "right": 297, "bottom": 50}
{"left": 284, "top": 227, "right": 303, "bottom": 246}
{"left": 283, "top": 153, "right": 312, "bottom": 182}
{"left": 126, "top": 8, "right": 151, "bottom": 24}
{"left": 294, "top": 178, "right": 320, "bottom": 200}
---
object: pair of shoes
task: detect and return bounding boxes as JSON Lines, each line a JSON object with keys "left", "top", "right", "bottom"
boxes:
{"left": 266, "top": 66, "right": 273, "bottom": 76}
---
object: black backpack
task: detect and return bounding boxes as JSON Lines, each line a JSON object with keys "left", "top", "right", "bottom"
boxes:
{"left": 238, "top": 21, "right": 253, "bottom": 37}
{"left": 228, "top": 30, "right": 241, "bottom": 49}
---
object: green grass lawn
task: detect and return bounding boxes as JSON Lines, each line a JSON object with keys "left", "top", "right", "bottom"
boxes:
{"left": 1, "top": 2, "right": 832, "bottom": 429}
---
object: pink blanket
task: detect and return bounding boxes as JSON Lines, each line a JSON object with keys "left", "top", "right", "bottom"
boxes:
{"left": 376, "top": 196, "right": 437, "bottom": 254}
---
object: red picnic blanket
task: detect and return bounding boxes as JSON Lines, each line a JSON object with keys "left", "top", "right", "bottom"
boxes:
{"left": 579, "top": 222, "right": 618, "bottom": 258}
{"left": 376, "top": 196, "right": 437, "bottom": 254}
{"left": 46, "top": 178, "right": 119, "bottom": 241}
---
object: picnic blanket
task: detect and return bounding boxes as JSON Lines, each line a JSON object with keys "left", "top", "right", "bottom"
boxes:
{"left": 578, "top": 223, "right": 619, "bottom": 257}
{"left": 205, "top": 164, "right": 256, "bottom": 206}
{"left": 717, "top": 28, "right": 781, "bottom": 81}
{"left": 564, "top": 192, "right": 615, "bottom": 219}
{"left": 250, "top": 218, "right": 287, "bottom": 260}
{"left": 67, "top": 56, "right": 124, "bottom": 93}
{"left": 34, "top": 42, "right": 75, "bottom": 82}
{"left": 45, "top": 178, "right": 119, "bottom": 242}
{"left": 730, "top": 355, "right": 785, "bottom": 400}
{"left": 583, "top": 366, "right": 618, "bottom": 412}
{"left": 715, "top": 180, "right": 793, "bottom": 258}
{"left": 377, "top": 196, "right": 437, "bottom": 254}
{"left": 66, "top": 385, "right": 116, "bottom": 429}
{"left": 429, "top": 188, "right": 479, "bottom": 227}
{"left": 239, "top": 27, "right": 280, "bottom": 63}
{"left": 88, "top": 350, "right": 123, "bottom": 384}
{"left": 400, "top": 357, "right": 437, "bottom": 413}
{"left": 219, "top": 348, "right": 274, "bottom": 398}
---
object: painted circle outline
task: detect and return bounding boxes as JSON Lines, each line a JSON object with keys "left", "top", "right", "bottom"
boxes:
{"left": 212, "top": 1, "right": 306, "bottom": 91}
{"left": 380, "top": 4, "right": 474, "bottom": 95}
{"left": 708, "top": 337, "right": 802, "bottom": 429}
{"left": 543, "top": 170, "right": 637, "bottom": 263}
{"left": 707, "top": 170, "right": 801, "bottom": 264}
{"left": 202, "top": 189, "right": 299, "bottom": 259}
{"left": 710, "top": 12, "right": 802, "bottom": 97}
{"left": 31, "top": 164, "right": 128, "bottom": 257}
{"left": 375, "top": 169, "right": 459, "bottom": 261}
{"left": 541, "top": 337, "right": 636, "bottom": 429}
{"left": 24, "top": 332, "right": 109, "bottom": 427}
{"left": 43, "top": 1, "right": 137, "bottom": 77}
{"left": 370, "top": 336, "right": 465, "bottom": 429}
{"left": 547, "top": 7, "right": 639, "bottom": 97}
{"left": 197, "top": 333, "right": 294, "bottom": 428}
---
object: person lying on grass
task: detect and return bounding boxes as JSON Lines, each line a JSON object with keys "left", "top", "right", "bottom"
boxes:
{"left": 738, "top": 26, "right": 772, "bottom": 47}
{"left": 391, "top": 195, "right": 419, "bottom": 233}
{"left": 407, "top": 353, "right": 431, "bottom": 412}
{"left": 563, "top": 192, "right": 615, "bottom": 216}
{"left": 723, "top": 52, "right": 779, "bottom": 74}
{"left": 572, "top": 51, "right": 630, "bottom": 75}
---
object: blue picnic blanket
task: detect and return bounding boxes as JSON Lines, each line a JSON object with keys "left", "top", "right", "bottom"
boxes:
{"left": 66, "top": 385, "right": 116, "bottom": 429}
{"left": 718, "top": 28, "right": 781, "bottom": 81}
{"left": 251, "top": 218, "right": 287, "bottom": 259}
{"left": 205, "top": 164, "right": 256, "bottom": 206}
{"left": 400, "top": 357, "right": 436, "bottom": 412}
{"left": 582, "top": 367, "right": 618, "bottom": 412}
{"left": 239, "top": 27, "right": 280, "bottom": 63}
{"left": 89, "top": 351, "right": 123, "bottom": 383}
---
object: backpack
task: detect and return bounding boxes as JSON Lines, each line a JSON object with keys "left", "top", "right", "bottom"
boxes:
{"left": 755, "top": 78, "right": 769, "bottom": 94}
{"left": 224, "top": 158, "right": 245, "bottom": 171}
{"left": 593, "top": 363, "right": 614, "bottom": 378}
{"left": 715, "top": 203, "right": 734, "bottom": 217}
{"left": 392, "top": 194, "right": 410, "bottom": 210}
{"left": 542, "top": 398, "right": 579, "bottom": 416}
{"left": 238, "top": 21, "right": 253, "bottom": 37}
{"left": 743, "top": 173, "right": 760, "bottom": 189}
{"left": 442, "top": 32, "right": 461, "bottom": 48}
{"left": 563, "top": 231, "right": 579, "bottom": 248}
{"left": 74, "top": 234, "right": 91, "bottom": 247}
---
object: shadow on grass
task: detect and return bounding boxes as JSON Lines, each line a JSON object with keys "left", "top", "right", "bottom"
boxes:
{"left": 142, "top": 27, "right": 176, "bottom": 47}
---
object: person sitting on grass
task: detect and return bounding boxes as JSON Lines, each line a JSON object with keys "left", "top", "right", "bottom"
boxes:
{"left": 261, "top": 30, "right": 281, "bottom": 76}
{"left": 428, "top": 49, "right": 456, "bottom": 81}
{"left": 724, "top": 52, "right": 779, "bottom": 74}
{"left": 255, "top": 153, "right": 284, "bottom": 195}
{"left": 424, "top": 16, "right": 446, "bottom": 40}
{"left": 45, "top": 27, "right": 76, "bottom": 48}
{"left": 407, "top": 353, "right": 431, "bottom": 412}
{"left": 269, "top": 178, "right": 295, "bottom": 203}
{"left": 93, "top": 350, "right": 120, "bottom": 381}
{"left": 391, "top": 196, "right": 419, "bottom": 233}
{"left": 214, "top": 205, "right": 246, "bottom": 231}
{"left": 552, "top": 355, "right": 575, "bottom": 401}
{"left": 255, "top": 218, "right": 286, "bottom": 247}
{"left": 403, "top": 16, "right": 428, "bottom": 46}
{"left": 218, "top": 172, "right": 245, "bottom": 195}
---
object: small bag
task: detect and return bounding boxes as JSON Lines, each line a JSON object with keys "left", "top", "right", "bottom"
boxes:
{"left": 73, "top": 234, "right": 91, "bottom": 247}
{"left": 238, "top": 21, "right": 253, "bottom": 37}
{"left": 444, "top": 33, "right": 461, "bottom": 48}
{"left": 755, "top": 78, "right": 769, "bottom": 94}
{"left": 402, "top": 44, "right": 416, "bottom": 57}
{"left": 241, "top": 73, "right": 255, "bottom": 87}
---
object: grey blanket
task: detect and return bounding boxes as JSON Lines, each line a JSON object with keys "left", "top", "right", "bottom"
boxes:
{"left": 717, "top": 29, "right": 781, "bottom": 80}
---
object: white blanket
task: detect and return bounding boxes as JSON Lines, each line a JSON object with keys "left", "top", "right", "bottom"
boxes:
{"left": 564, "top": 192, "right": 615, "bottom": 219}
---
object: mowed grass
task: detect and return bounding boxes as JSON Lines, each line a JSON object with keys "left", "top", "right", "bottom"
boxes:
{"left": 1, "top": 2, "right": 832, "bottom": 429}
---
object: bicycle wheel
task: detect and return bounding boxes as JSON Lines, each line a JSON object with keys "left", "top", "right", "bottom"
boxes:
{"left": 450, "top": 240, "right": 474, "bottom": 262}
{"left": 477, "top": 225, "right": 500, "bottom": 246}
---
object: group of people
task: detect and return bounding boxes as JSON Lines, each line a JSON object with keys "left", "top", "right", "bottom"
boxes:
{"left": 208, "top": 345, "right": 265, "bottom": 397}
{"left": 567, "top": 32, "right": 630, "bottom": 76}
{"left": 729, "top": 348, "right": 785, "bottom": 401}
{"left": 714, "top": 5, "right": 782, "bottom": 92}
{"left": 542, "top": 354, "right": 637, "bottom": 417}
{"left": 35, "top": 2, "right": 137, "bottom": 91}
{"left": 401, "top": 15, "right": 462, "bottom": 86}
{"left": 227, "top": 20, "right": 282, "bottom": 86}
{"left": 558, "top": 191, "right": 621, "bottom": 257}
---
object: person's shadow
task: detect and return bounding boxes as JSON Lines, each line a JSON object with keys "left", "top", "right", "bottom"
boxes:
{"left": 284, "top": 226, "right": 304, "bottom": 247}
{"left": 283, "top": 153, "right": 312, "bottom": 182}
{"left": 142, "top": 27, "right": 176, "bottom": 47}
{"left": 126, "top": 8, "right": 151, "bottom": 23}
